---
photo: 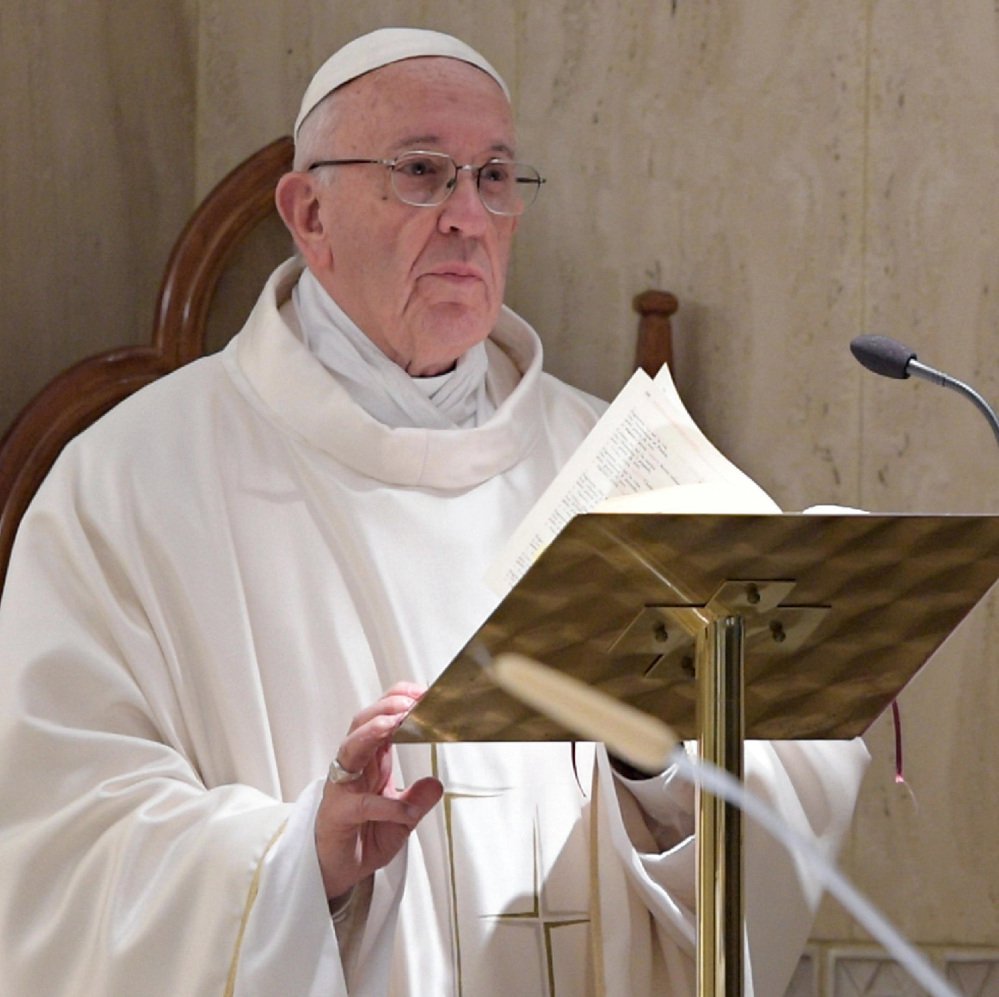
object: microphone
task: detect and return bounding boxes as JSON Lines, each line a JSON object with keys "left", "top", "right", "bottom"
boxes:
{"left": 850, "top": 334, "right": 999, "bottom": 447}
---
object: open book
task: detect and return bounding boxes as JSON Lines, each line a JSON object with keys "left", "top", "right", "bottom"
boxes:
{"left": 485, "top": 364, "right": 779, "bottom": 596}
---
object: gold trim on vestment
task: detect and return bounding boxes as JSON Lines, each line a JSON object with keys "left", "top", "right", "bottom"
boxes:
{"left": 588, "top": 762, "right": 606, "bottom": 997}
{"left": 435, "top": 743, "right": 592, "bottom": 995}
{"left": 483, "top": 818, "right": 590, "bottom": 996}
{"left": 224, "top": 819, "right": 289, "bottom": 997}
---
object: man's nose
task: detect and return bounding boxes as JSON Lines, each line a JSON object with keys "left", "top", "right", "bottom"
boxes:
{"left": 437, "top": 169, "right": 490, "bottom": 236}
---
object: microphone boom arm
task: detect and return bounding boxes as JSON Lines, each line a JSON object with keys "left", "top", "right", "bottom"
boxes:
{"left": 907, "top": 359, "right": 999, "bottom": 447}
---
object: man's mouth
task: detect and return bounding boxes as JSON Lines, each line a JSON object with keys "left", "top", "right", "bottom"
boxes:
{"left": 422, "top": 264, "right": 484, "bottom": 282}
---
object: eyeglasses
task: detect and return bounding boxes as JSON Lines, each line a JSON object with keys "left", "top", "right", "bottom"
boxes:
{"left": 307, "top": 150, "right": 546, "bottom": 216}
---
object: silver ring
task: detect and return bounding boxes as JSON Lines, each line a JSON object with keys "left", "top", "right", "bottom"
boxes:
{"left": 327, "top": 756, "right": 364, "bottom": 785}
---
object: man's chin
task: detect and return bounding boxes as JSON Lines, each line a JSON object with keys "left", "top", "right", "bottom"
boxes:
{"left": 405, "top": 307, "right": 495, "bottom": 374}
{"left": 424, "top": 300, "right": 496, "bottom": 338}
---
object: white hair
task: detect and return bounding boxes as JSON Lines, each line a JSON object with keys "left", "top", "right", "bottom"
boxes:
{"left": 293, "top": 92, "right": 342, "bottom": 176}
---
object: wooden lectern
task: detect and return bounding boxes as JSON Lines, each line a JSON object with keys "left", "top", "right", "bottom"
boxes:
{"left": 396, "top": 512, "right": 999, "bottom": 996}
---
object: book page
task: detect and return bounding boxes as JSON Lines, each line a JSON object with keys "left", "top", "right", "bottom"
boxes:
{"left": 485, "top": 364, "right": 779, "bottom": 594}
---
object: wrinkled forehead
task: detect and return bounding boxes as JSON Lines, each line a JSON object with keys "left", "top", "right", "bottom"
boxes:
{"left": 312, "top": 58, "right": 517, "bottom": 158}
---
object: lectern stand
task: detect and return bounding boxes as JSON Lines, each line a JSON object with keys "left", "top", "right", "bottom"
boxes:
{"left": 397, "top": 512, "right": 999, "bottom": 996}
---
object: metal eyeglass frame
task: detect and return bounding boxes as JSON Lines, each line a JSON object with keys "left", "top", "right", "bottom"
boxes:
{"left": 306, "top": 150, "right": 546, "bottom": 216}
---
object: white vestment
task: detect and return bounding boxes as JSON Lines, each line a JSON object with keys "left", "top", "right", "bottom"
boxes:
{"left": 0, "top": 258, "right": 869, "bottom": 996}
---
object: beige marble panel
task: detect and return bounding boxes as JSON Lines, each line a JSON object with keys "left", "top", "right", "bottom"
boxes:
{"left": 818, "top": 0, "right": 999, "bottom": 950}
{"left": 511, "top": 2, "right": 869, "bottom": 512}
{"left": 859, "top": 3, "right": 999, "bottom": 516}
{"left": 0, "top": 0, "right": 196, "bottom": 433}
{"left": 195, "top": 2, "right": 303, "bottom": 192}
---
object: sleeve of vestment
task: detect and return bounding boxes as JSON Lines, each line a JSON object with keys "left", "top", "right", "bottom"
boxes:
{"left": 0, "top": 459, "right": 353, "bottom": 996}
{"left": 232, "top": 778, "right": 408, "bottom": 996}
{"left": 593, "top": 738, "right": 869, "bottom": 995}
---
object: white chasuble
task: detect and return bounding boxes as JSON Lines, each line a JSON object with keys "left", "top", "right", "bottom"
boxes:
{"left": 0, "top": 258, "right": 869, "bottom": 996}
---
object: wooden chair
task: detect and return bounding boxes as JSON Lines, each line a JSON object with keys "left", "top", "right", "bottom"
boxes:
{"left": 0, "top": 137, "right": 678, "bottom": 591}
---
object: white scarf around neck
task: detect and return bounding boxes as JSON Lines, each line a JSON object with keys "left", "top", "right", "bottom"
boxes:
{"left": 293, "top": 269, "right": 494, "bottom": 430}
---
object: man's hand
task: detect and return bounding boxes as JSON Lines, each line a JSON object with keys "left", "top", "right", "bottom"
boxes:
{"left": 315, "top": 682, "right": 444, "bottom": 903}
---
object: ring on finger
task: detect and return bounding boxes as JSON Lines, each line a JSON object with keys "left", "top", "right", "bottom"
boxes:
{"left": 327, "top": 756, "right": 364, "bottom": 785}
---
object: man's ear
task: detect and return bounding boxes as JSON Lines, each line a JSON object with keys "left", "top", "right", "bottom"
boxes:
{"left": 275, "top": 172, "right": 333, "bottom": 272}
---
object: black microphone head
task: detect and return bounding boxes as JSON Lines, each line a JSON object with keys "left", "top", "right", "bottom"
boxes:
{"left": 850, "top": 334, "right": 917, "bottom": 379}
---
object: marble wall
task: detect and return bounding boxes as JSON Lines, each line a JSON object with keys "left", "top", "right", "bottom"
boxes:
{"left": 3, "top": 0, "right": 998, "bottom": 987}
{"left": 0, "top": 0, "right": 197, "bottom": 433}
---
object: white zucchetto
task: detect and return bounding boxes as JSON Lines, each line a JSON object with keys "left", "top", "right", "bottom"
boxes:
{"left": 294, "top": 27, "right": 510, "bottom": 137}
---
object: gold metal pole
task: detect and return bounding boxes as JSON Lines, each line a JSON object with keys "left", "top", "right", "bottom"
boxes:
{"left": 696, "top": 614, "right": 745, "bottom": 997}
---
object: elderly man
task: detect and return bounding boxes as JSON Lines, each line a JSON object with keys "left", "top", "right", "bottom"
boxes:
{"left": 0, "top": 27, "right": 868, "bottom": 996}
